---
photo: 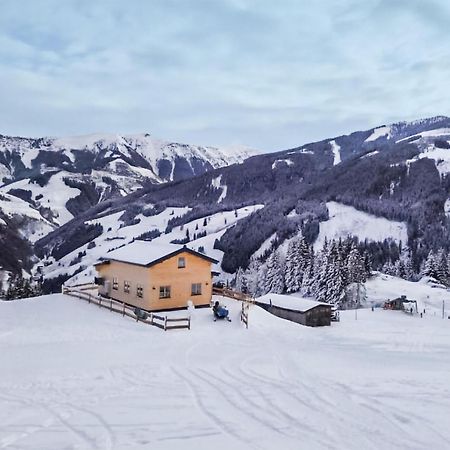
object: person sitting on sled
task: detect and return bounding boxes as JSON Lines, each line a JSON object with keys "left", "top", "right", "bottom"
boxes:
{"left": 212, "top": 300, "right": 231, "bottom": 321}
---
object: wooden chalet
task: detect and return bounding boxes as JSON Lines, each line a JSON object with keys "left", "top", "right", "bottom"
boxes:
{"left": 94, "top": 242, "right": 218, "bottom": 312}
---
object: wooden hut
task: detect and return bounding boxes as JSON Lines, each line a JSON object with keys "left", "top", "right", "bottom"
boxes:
{"left": 256, "top": 294, "right": 332, "bottom": 327}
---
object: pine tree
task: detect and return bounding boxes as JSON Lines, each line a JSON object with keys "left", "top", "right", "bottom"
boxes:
{"left": 401, "top": 248, "right": 415, "bottom": 281}
{"left": 381, "top": 260, "right": 396, "bottom": 276}
{"left": 245, "top": 258, "right": 259, "bottom": 297}
{"left": 326, "top": 242, "right": 346, "bottom": 306}
{"left": 347, "top": 246, "right": 366, "bottom": 284}
{"left": 435, "top": 250, "right": 448, "bottom": 285}
{"left": 284, "top": 238, "right": 301, "bottom": 293}
{"left": 234, "top": 267, "right": 245, "bottom": 292}
{"left": 313, "top": 244, "right": 331, "bottom": 303}
{"left": 394, "top": 259, "right": 406, "bottom": 279}
{"left": 264, "top": 250, "right": 285, "bottom": 294}
{"left": 422, "top": 250, "right": 438, "bottom": 279}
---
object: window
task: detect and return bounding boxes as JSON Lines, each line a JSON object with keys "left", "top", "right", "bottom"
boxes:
{"left": 191, "top": 283, "right": 202, "bottom": 296}
{"left": 112, "top": 277, "right": 119, "bottom": 290}
{"left": 178, "top": 257, "right": 186, "bottom": 268}
{"left": 124, "top": 280, "right": 131, "bottom": 294}
{"left": 137, "top": 284, "right": 143, "bottom": 298}
{"left": 159, "top": 286, "right": 171, "bottom": 299}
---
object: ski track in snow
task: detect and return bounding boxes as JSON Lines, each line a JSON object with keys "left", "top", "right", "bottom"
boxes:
{"left": 1, "top": 293, "right": 450, "bottom": 449}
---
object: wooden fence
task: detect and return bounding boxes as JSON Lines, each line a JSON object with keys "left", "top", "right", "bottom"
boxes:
{"left": 240, "top": 301, "right": 249, "bottom": 329}
{"left": 62, "top": 287, "right": 191, "bottom": 331}
{"left": 213, "top": 286, "right": 254, "bottom": 303}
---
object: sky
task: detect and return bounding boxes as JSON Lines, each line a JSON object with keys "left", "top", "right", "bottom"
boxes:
{"left": 1, "top": 0, "right": 450, "bottom": 152}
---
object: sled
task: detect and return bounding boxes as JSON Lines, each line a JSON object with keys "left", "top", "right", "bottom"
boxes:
{"left": 213, "top": 305, "right": 231, "bottom": 322}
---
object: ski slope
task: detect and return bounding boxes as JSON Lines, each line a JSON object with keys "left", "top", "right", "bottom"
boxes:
{"left": 315, "top": 202, "right": 408, "bottom": 250}
{"left": 1, "top": 289, "right": 450, "bottom": 450}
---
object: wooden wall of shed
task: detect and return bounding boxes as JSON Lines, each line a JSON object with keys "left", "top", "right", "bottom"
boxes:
{"left": 256, "top": 303, "right": 331, "bottom": 327}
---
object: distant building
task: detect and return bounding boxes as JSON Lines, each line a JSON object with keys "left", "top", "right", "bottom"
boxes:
{"left": 383, "top": 295, "right": 418, "bottom": 312}
{"left": 94, "top": 242, "right": 218, "bottom": 312}
{"left": 256, "top": 294, "right": 332, "bottom": 327}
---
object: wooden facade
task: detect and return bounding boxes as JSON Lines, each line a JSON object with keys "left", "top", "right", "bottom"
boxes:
{"left": 95, "top": 248, "right": 217, "bottom": 312}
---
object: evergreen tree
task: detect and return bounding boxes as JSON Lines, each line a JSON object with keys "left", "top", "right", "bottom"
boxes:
{"left": 435, "top": 250, "right": 448, "bottom": 285}
{"left": 284, "top": 238, "right": 301, "bottom": 293}
{"left": 394, "top": 259, "right": 406, "bottom": 279}
{"left": 264, "top": 250, "right": 284, "bottom": 294}
{"left": 245, "top": 258, "right": 260, "bottom": 297}
{"left": 381, "top": 259, "right": 396, "bottom": 276}
{"left": 347, "top": 246, "right": 366, "bottom": 284}
{"left": 234, "top": 267, "right": 245, "bottom": 292}
{"left": 422, "top": 250, "right": 438, "bottom": 279}
{"left": 401, "top": 248, "right": 415, "bottom": 281}
{"left": 345, "top": 282, "right": 367, "bottom": 309}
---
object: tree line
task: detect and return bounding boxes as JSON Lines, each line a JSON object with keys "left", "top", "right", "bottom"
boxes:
{"left": 233, "top": 236, "right": 371, "bottom": 309}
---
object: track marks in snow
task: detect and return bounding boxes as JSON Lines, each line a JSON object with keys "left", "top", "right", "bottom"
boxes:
{"left": 171, "top": 366, "right": 251, "bottom": 448}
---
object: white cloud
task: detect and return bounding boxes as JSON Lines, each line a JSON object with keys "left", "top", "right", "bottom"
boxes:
{"left": 0, "top": 0, "right": 449, "bottom": 150}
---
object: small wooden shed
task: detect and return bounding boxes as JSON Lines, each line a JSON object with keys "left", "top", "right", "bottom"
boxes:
{"left": 256, "top": 294, "right": 332, "bottom": 327}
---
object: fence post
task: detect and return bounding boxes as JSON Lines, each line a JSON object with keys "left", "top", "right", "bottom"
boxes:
{"left": 150, "top": 313, "right": 153, "bottom": 325}
{"left": 110, "top": 299, "right": 112, "bottom": 311}
{"left": 99, "top": 297, "right": 102, "bottom": 308}
{"left": 88, "top": 293, "right": 91, "bottom": 304}
{"left": 188, "top": 316, "right": 191, "bottom": 330}
{"left": 122, "top": 302, "right": 125, "bottom": 316}
{"left": 164, "top": 316, "right": 167, "bottom": 331}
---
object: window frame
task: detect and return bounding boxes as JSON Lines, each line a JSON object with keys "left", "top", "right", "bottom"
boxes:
{"left": 191, "top": 283, "right": 202, "bottom": 296}
{"left": 124, "top": 280, "right": 131, "bottom": 294}
{"left": 178, "top": 256, "right": 186, "bottom": 269}
{"left": 136, "top": 284, "right": 144, "bottom": 298}
{"left": 159, "top": 285, "right": 171, "bottom": 299}
{"left": 112, "top": 277, "right": 119, "bottom": 290}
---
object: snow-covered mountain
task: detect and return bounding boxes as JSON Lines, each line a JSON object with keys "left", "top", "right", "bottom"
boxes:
{"left": 29, "top": 115, "right": 450, "bottom": 291}
{"left": 3, "top": 115, "right": 450, "bottom": 285}
{"left": 0, "top": 132, "right": 256, "bottom": 186}
{"left": 0, "top": 132, "right": 257, "bottom": 274}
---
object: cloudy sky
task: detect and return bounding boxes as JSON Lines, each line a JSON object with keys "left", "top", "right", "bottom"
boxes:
{"left": 1, "top": 0, "right": 449, "bottom": 151}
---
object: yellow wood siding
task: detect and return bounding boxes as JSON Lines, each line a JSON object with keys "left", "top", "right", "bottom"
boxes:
{"left": 96, "top": 250, "right": 213, "bottom": 311}
{"left": 96, "top": 260, "right": 152, "bottom": 309}
{"left": 148, "top": 252, "right": 212, "bottom": 310}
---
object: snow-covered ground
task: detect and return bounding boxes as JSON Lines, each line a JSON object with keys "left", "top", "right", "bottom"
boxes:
{"left": 329, "top": 140, "right": 341, "bottom": 165}
{"left": 1, "top": 285, "right": 450, "bottom": 450}
{"left": 405, "top": 144, "right": 450, "bottom": 176}
{"left": 365, "top": 125, "right": 392, "bottom": 142}
{"left": 315, "top": 202, "right": 408, "bottom": 250}
{"left": 365, "top": 272, "right": 450, "bottom": 312}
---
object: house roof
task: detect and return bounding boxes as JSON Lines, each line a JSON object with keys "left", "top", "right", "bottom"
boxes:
{"left": 256, "top": 293, "right": 331, "bottom": 313}
{"left": 95, "top": 241, "right": 218, "bottom": 268}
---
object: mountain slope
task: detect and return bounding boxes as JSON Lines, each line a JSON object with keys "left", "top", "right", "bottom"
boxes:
{"left": 33, "top": 116, "right": 450, "bottom": 288}
{"left": 0, "top": 132, "right": 256, "bottom": 276}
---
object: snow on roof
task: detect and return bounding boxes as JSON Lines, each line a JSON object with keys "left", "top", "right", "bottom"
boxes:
{"left": 101, "top": 241, "right": 216, "bottom": 266}
{"left": 256, "top": 294, "right": 330, "bottom": 312}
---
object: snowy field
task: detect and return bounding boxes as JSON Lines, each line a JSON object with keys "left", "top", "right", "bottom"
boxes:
{"left": 315, "top": 202, "right": 408, "bottom": 250}
{"left": 2, "top": 282, "right": 450, "bottom": 450}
